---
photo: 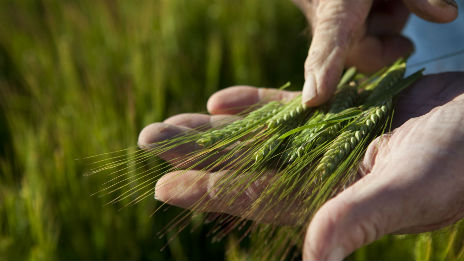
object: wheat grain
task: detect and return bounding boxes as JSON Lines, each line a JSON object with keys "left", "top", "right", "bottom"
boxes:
{"left": 266, "top": 96, "right": 308, "bottom": 128}
{"left": 285, "top": 84, "right": 358, "bottom": 162}
{"left": 315, "top": 101, "right": 391, "bottom": 177}
{"left": 197, "top": 101, "right": 281, "bottom": 146}
{"left": 363, "top": 60, "right": 406, "bottom": 105}
{"left": 255, "top": 97, "right": 311, "bottom": 163}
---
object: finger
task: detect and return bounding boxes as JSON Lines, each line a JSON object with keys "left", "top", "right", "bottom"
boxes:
{"left": 303, "top": 132, "right": 402, "bottom": 260}
{"left": 138, "top": 114, "right": 245, "bottom": 169}
{"left": 207, "top": 86, "right": 299, "bottom": 115}
{"left": 302, "top": 0, "right": 372, "bottom": 107}
{"left": 303, "top": 174, "right": 394, "bottom": 260}
{"left": 155, "top": 170, "right": 281, "bottom": 222}
{"left": 138, "top": 123, "right": 202, "bottom": 166}
{"left": 164, "top": 113, "right": 240, "bottom": 130}
{"left": 303, "top": 132, "right": 401, "bottom": 260}
{"left": 346, "top": 34, "right": 414, "bottom": 73}
{"left": 139, "top": 113, "right": 240, "bottom": 149}
{"left": 137, "top": 124, "right": 219, "bottom": 169}
{"left": 403, "top": 0, "right": 458, "bottom": 23}
{"left": 155, "top": 170, "right": 212, "bottom": 209}
{"left": 347, "top": 0, "right": 414, "bottom": 73}
{"left": 155, "top": 170, "right": 297, "bottom": 224}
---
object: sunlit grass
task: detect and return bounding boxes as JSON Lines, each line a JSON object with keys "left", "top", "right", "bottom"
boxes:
{"left": 0, "top": 0, "right": 462, "bottom": 260}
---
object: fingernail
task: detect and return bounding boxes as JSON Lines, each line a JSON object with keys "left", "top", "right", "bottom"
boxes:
{"left": 154, "top": 179, "right": 166, "bottom": 201}
{"left": 302, "top": 73, "right": 317, "bottom": 105}
{"left": 154, "top": 189, "right": 161, "bottom": 200}
{"left": 433, "top": 0, "right": 458, "bottom": 8}
{"left": 443, "top": 0, "right": 458, "bottom": 9}
{"left": 325, "top": 246, "right": 345, "bottom": 261}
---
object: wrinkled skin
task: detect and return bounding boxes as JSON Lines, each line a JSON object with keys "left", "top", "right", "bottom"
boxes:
{"left": 139, "top": 73, "right": 464, "bottom": 260}
{"left": 292, "top": 0, "right": 458, "bottom": 106}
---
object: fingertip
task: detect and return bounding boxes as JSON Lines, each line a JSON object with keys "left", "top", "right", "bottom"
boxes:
{"left": 303, "top": 176, "right": 390, "bottom": 261}
{"left": 154, "top": 174, "right": 171, "bottom": 202}
{"left": 206, "top": 92, "right": 221, "bottom": 114}
{"left": 207, "top": 86, "right": 260, "bottom": 115}
{"left": 302, "top": 73, "right": 317, "bottom": 106}
{"left": 155, "top": 172, "right": 187, "bottom": 203}
{"left": 405, "top": 0, "right": 458, "bottom": 23}
{"left": 138, "top": 123, "right": 187, "bottom": 149}
{"left": 164, "top": 113, "right": 211, "bottom": 129}
{"left": 155, "top": 171, "right": 209, "bottom": 208}
{"left": 302, "top": 72, "right": 336, "bottom": 107}
{"left": 428, "top": 0, "right": 458, "bottom": 22}
{"left": 303, "top": 199, "right": 350, "bottom": 261}
{"left": 138, "top": 123, "right": 201, "bottom": 165}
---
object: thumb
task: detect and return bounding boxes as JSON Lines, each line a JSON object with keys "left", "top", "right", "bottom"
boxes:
{"left": 302, "top": 173, "right": 404, "bottom": 261}
{"left": 302, "top": 131, "right": 410, "bottom": 261}
{"left": 302, "top": 0, "right": 372, "bottom": 107}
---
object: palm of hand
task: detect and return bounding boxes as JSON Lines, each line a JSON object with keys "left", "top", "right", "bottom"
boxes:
{"left": 138, "top": 72, "right": 464, "bottom": 260}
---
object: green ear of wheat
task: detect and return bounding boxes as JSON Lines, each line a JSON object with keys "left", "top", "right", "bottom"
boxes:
{"left": 285, "top": 81, "right": 359, "bottom": 163}
{"left": 315, "top": 100, "right": 392, "bottom": 177}
{"left": 90, "top": 58, "right": 425, "bottom": 261}
{"left": 196, "top": 101, "right": 281, "bottom": 147}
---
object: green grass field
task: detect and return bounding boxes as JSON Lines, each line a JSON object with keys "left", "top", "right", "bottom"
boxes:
{"left": 0, "top": 0, "right": 462, "bottom": 260}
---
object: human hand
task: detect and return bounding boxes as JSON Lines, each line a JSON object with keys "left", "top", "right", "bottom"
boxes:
{"left": 303, "top": 72, "right": 464, "bottom": 260}
{"left": 138, "top": 72, "right": 464, "bottom": 259}
{"left": 292, "top": 0, "right": 458, "bottom": 107}
{"left": 138, "top": 87, "right": 301, "bottom": 223}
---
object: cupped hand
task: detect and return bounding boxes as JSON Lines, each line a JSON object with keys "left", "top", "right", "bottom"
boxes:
{"left": 139, "top": 72, "right": 464, "bottom": 259}
{"left": 304, "top": 72, "right": 464, "bottom": 260}
{"left": 138, "top": 87, "right": 300, "bottom": 223}
{"left": 292, "top": 0, "right": 458, "bottom": 106}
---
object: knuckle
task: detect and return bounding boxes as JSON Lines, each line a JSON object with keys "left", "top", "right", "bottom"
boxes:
{"left": 353, "top": 214, "right": 383, "bottom": 246}
{"left": 313, "top": 0, "right": 368, "bottom": 47}
{"left": 358, "top": 134, "right": 392, "bottom": 177}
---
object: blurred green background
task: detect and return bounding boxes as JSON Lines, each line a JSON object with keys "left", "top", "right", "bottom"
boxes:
{"left": 0, "top": 0, "right": 462, "bottom": 260}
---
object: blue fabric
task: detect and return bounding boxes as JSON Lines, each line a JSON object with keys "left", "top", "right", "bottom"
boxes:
{"left": 403, "top": 0, "right": 464, "bottom": 74}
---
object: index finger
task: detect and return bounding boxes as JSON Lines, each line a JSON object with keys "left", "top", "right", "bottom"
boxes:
{"left": 302, "top": 0, "right": 372, "bottom": 107}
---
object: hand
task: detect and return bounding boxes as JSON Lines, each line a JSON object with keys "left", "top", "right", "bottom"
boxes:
{"left": 304, "top": 72, "right": 464, "bottom": 260}
{"left": 138, "top": 87, "right": 300, "bottom": 223}
{"left": 292, "top": 0, "right": 458, "bottom": 107}
{"left": 138, "top": 72, "right": 464, "bottom": 259}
